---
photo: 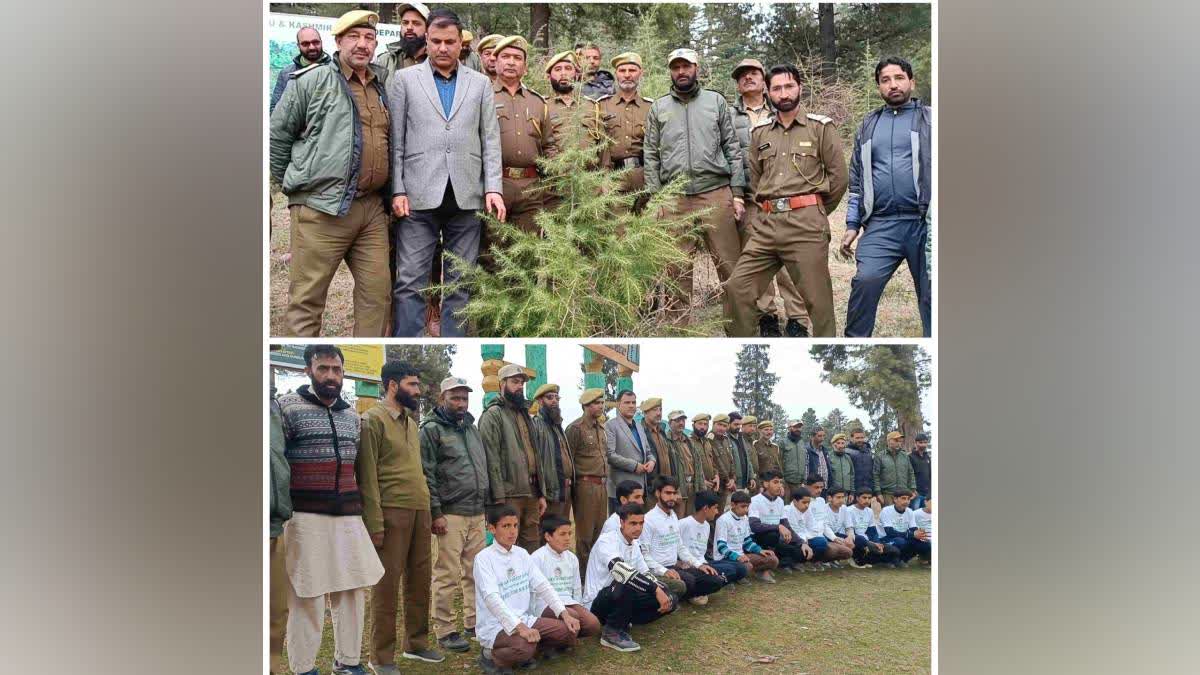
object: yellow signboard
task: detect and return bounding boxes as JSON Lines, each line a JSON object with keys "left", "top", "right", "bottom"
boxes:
{"left": 270, "top": 344, "right": 384, "bottom": 382}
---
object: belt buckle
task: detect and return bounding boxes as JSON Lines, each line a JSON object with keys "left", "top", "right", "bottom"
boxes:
{"left": 623, "top": 157, "right": 640, "bottom": 169}
{"left": 506, "top": 167, "right": 524, "bottom": 179}
{"left": 772, "top": 198, "right": 790, "bottom": 212}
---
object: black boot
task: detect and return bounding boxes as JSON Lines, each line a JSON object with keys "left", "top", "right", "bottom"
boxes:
{"left": 758, "top": 314, "right": 782, "bottom": 337}
{"left": 785, "top": 318, "right": 809, "bottom": 337}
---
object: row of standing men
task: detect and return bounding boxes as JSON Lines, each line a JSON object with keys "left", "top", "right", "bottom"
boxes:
{"left": 268, "top": 345, "right": 933, "bottom": 674}
{"left": 268, "top": 6, "right": 932, "bottom": 338}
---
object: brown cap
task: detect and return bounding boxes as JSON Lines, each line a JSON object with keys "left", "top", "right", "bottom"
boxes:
{"left": 332, "top": 10, "right": 379, "bottom": 37}
{"left": 545, "top": 50, "right": 578, "bottom": 74}
{"left": 741, "top": 415, "right": 758, "bottom": 425}
{"left": 533, "top": 383, "right": 560, "bottom": 400}
{"left": 462, "top": 30, "right": 474, "bottom": 44}
{"left": 712, "top": 413, "right": 730, "bottom": 424}
{"left": 887, "top": 431, "right": 904, "bottom": 442}
{"left": 610, "top": 52, "right": 643, "bottom": 69}
{"left": 691, "top": 413, "right": 711, "bottom": 423}
{"left": 731, "top": 57, "right": 765, "bottom": 80}
{"left": 579, "top": 388, "right": 604, "bottom": 405}
{"left": 639, "top": 397, "right": 663, "bottom": 413}
{"left": 476, "top": 34, "right": 504, "bottom": 52}
{"left": 759, "top": 420, "right": 775, "bottom": 430}
{"left": 831, "top": 433, "right": 848, "bottom": 443}
{"left": 497, "top": 363, "right": 529, "bottom": 381}
{"left": 494, "top": 35, "right": 531, "bottom": 57}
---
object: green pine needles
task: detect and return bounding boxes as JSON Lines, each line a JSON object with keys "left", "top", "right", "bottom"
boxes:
{"left": 440, "top": 101, "right": 722, "bottom": 337}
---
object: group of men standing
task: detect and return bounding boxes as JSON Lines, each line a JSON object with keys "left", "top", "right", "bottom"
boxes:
{"left": 269, "top": 345, "right": 934, "bottom": 674}
{"left": 269, "top": 7, "right": 932, "bottom": 339}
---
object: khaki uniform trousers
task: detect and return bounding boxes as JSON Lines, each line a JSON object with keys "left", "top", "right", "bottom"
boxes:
{"left": 727, "top": 206, "right": 835, "bottom": 336}
{"left": 739, "top": 202, "right": 809, "bottom": 325}
{"left": 431, "top": 513, "right": 486, "bottom": 639}
{"left": 286, "top": 197, "right": 390, "bottom": 336}
{"left": 481, "top": 175, "right": 542, "bottom": 272}
{"left": 662, "top": 185, "right": 742, "bottom": 325}
{"left": 572, "top": 478, "right": 608, "bottom": 577}
{"left": 269, "top": 537, "right": 288, "bottom": 674}
{"left": 545, "top": 483, "right": 573, "bottom": 523}
{"left": 503, "top": 495, "right": 544, "bottom": 553}
{"left": 370, "top": 507, "right": 432, "bottom": 664}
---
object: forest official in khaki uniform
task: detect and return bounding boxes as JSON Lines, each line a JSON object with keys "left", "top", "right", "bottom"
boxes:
{"left": 667, "top": 411, "right": 703, "bottom": 517}
{"left": 564, "top": 388, "right": 609, "bottom": 573}
{"left": 475, "top": 33, "right": 503, "bottom": 82}
{"left": 730, "top": 58, "right": 810, "bottom": 337}
{"left": 639, "top": 397, "right": 671, "bottom": 512}
{"left": 691, "top": 414, "right": 721, "bottom": 497}
{"left": 542, "top": 50, "right": 601, "bottom": 211}
{"left": 753, "top": 420, "right": 783, "bottom": 477}
{"left": 728, "top": 63, "right": 848, "bottom": 337}
{"left": 595, "top": 52, "right": 653, "bottom": 199}
{"left": 710, "top": 413, "right": 737, "bottom": 511}
{"left": 489, "top": 36, "right": 555, "bottom": 250}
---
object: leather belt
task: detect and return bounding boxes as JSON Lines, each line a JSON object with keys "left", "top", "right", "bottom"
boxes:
{"left": 577, "top": 475, "right": 606, "bottom": 485}
{"left": 613, "top": 156, "right": 643, "bottom": 169}
{"left": 504, "top": 166, "right": 538, "bottom": 179}
{"left": 760, "top": 193, "right": 821, "bottom": 213}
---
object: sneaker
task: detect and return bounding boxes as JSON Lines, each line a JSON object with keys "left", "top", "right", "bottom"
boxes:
{"left": 737, "top": 576, "right": 752, "bottom": 585}
{"left": 332, "top": 662, "right": 367, "bottom": 675}
{"left": 823, "top": 562, "right": 834, "bottom": 570}
{"left": 478, "top": 652, "right": 514, "bottom": 675}
{"left": 831, "top": 561, "right": 844, "bottom": 569}
{"left": 758, "top": 314, "right": 782, "bottom": 337}
{"left": 785, "top": 318, "right": 809, "bottom": 337}
{"left": 689, "top": 594, "right": 709, "bottom": 606}
{"left": 848, "top": 559, "right": 866, "bottom": 569}
{"left": 438, "top": 631, "right": 470, "bottom": 653}
{"left": 757, "top": 570, "right": 777, "bottom": 584}
{"left": 601, "top": 628, "right": 642, "bottom": 652}
{"left": 862, "top": 562, "right": 873, "bottom": 568}
{"left": 465, "top": 627, "right": 477, "bottom": 641}
{"left": 402, "top": 648, "right": 445, "bottom": 663}
{"left": 366, "top": 664, "right": 399, "bottom": 675}
{"left": 777, "top": 564, "right": 793, "bottom": 575}
{"left": 516, "top": 659, "right": 538, "bottom": 670}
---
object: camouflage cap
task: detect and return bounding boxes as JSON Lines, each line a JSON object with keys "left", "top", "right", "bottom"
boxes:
{"left": 667, "top": 410, "right": 688, "bottom": 421}
{"left": 497, "top": 363, "right": 528, "bottom": 380}
{"left": 666, "top": 47, "right": 699, "bottom": 65}
{"left": 439, "top": 376, "right": 473, "bottom": 393}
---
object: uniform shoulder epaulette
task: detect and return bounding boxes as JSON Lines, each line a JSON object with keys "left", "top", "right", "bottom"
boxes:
{"left": 591, "top": 93, "right": 612, "bottom": 103}
{"left": 527, "top": 89, "right": 547, "bottom": 101}
{"left": 642, "top": 96, "right": 654, "bottom": 103}
{"left": 752, "top": 117, "right": 774, "bottom": 130}
{"left": 290, "top": 62, "right": 324, "bottom": 79}
{"left": 806, "top": 112, "right": 834, "bottom": 124}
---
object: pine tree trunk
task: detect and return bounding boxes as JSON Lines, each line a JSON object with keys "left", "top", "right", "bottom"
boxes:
{"left": 380, "top": 3, "right": 400, "bottom": 25}
{"left": 818, "top": 3, "right": 836, "bottom": 82}
{"left": 531, "top": 4, "right": 551, "bottom": 50}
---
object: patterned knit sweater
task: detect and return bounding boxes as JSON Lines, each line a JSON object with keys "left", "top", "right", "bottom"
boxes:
{"left": 278, "top": 385, "right": 362, "bottom": 516}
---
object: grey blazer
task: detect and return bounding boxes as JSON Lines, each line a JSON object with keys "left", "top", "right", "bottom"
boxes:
{"left": 387, "top": 60, "right": 503, "bottom": 210}
{"left": 604, "top": 416, "right": 657, "bottom": 498}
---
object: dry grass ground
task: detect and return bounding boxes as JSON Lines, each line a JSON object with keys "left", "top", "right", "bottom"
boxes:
{"left": 269, "top": 192, "right": 923, "bottom": 337}
{"left": 284, "top": 558, "right": 930, "bottom": 674}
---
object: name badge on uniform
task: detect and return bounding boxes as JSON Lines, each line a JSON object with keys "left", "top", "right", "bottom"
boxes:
{"left": 757, "top": 142, "right": 771, "bottom": 151}
{"left": 796, "top": 141, "right": 813, "bottom": 146}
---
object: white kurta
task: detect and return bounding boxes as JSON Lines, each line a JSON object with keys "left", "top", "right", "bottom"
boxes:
{"left": 283, "top": 511, "right": 384, "bottom": 598}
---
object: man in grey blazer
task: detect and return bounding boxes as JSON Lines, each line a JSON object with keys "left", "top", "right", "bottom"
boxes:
{"left": 388, "top": 8, "right": 505, "bottom": 337}
{"left": 604, "top": 389, "right": 657, "bottom": 514}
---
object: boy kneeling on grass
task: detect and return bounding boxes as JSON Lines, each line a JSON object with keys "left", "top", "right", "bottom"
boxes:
{"left": 823, "top": 488, "right": 869, "bottom": 568}
{"left": 715, "top": 490, "right": 781, "bottom": 583}
{"left": 474, "top": 505, "right": 584, "bottom": 674}
{"left": 845, "top": 489, "right": 903, "bottom": 567}
{"left": 641, "top": 476, "right": 726, "bottom": 606}
{"left": 912, "top": 496, "right": 933, "bottom": 565}
{"left": 600, "top": 480, "right": 645, "bottom": 537}
{"left": 804, "top": 477, "right": 855, "bottom": 569}
{"left": 584, "top": 503, "right": 677, "bottom": 652}
{"left": 878, "top": 490, "right": 929, "bottom": 567}
{"left": 529, "top": 515, "right": 603, "bottom": 659}
{"left": 679, "top": 490, "right": 748, "bottom": 589}
{"left": 749, "top": 471, "right": 811, "bottom": 577}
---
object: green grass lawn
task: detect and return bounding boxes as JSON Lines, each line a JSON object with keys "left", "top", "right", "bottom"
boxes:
{"left": 286, "top": 563, "right": 930, "bottom": 674}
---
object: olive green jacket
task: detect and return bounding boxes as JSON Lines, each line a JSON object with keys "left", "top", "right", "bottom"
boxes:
{"left": 873, "top": 448, "right": 917, "bottom": 495}
{"left": 374, "top": 43, "right": 426, "bottom": 89}
{"left": 419, "top": 408, "right": 489, "bottom": 519}
{"left": 732, "top": 96, "right": 773, "bottom": 187}
{"left": 479, "top": 397, "right": 560, "bottom": 503}
{"left": 644, "top": 86, "right": 745, "bottom": 196}
{"left": 779, "top": 434, "right": 806, "bottom": 486}
{"left": 269, "top": 394, "right": 292, "bottom": 538}
{"left": 269, "top": 53, "right": 392, "bottom": 217}
{"left": 827, "top": 449, "right": 855, "bottom": 494}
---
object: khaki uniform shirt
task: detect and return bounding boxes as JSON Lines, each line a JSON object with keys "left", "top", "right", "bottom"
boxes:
{"left": 356, "top": 402, "right": 430, "bottom": 534}
{"left": 596, "top": 92, "right": 651, "bottom": 165}
{"left": 645, "top": 423, "right": 673, "bottom": 479}
{"left": 754, "top": 438, "right": 783, "bottom": 476}
{"left": 711, "top": 435, "right": 735, "bottom": 488}
{"left": 339, "top": 59, "right": 390, "bottom": 195}
{"left": 692, "top": 432, "right": 718, "bottom": 487}
{"left": 748, "top": 106, "right": 848, "bottom": 212}
{"left": 566, "top": 414, "right": 607, "bottom": 477}
{"left": 493, "top": 82, "right": 553, "bottom": 169}
{"left": 669, "top": 430, "right": 698, "bottom": 497}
